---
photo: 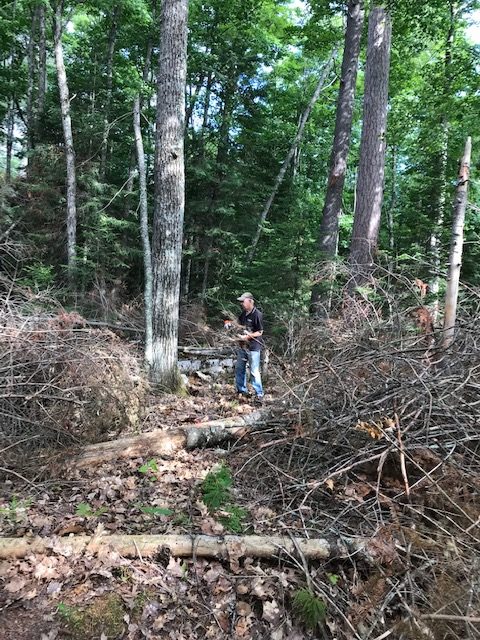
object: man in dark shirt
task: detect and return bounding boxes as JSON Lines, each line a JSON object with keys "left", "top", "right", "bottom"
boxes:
{"left": 235, "top": 292, "right": 264, "bottom": 402}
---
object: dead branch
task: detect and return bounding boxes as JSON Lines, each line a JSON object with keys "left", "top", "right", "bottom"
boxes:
{"left": 0, "top": 532, "right": 371, "bottom": 561}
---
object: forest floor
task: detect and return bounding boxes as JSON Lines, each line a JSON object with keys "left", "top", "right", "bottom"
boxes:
{"left": 1, "top": 317, "right": 479, "bottom": 640}
{"left": 1, "top": 376, "right": 327, "bottom": 640}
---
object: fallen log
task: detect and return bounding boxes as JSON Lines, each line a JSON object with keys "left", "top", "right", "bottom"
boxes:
{"left": 70, "top": 410, "right": 269, "bottom": 468}
{"left": 178, "top": 346, "right": 236, "bottom": 357}
{"left": 0, "top": 533, "right": 371, "bottom": 561}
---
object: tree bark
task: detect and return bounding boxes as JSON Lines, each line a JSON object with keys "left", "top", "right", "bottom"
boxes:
{"left": 5, "top": 1, "right": 17, "bottom": 182}
{"left": 53, "top": 0, "right": 77, "bottom": 278}
{"left": 311, "top": 1, "right": 364, "bottom": 314}
{"left": 99, "top": 7, "right": 120, "bottom": 181}
{"left": 150, "top": 0, "right": 188, "bottom": 390}
{"left": 429, "top": 1, "right": 456, "bottom": 321}
{"left": 134, "top": 38, "right": 154, "bottom": 368}
{"left": 248, "top": 48, "right": 337, "bottom": 262}
{"left": 0, "top": 533, "right": 373, "bottom": 562}
{"left": 442, "top": 137, "right": 471, "bottom": 349}
{"left": 37, "top": 3, "right": 47, "bottom": 134}
{"left": 5, "top": 102, "right": 15, "bottom": 182}
{"left": 26, "top": 5, "right": 38, "bottom": 173}
{"left": 69, "top": 410, "right": 266, "bottom": 468}
{"left": 348, "top": 5, "right": 391, "bottom": 287}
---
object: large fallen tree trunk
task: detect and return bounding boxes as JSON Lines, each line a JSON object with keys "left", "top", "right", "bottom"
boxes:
{"left": 70, "top": 410, "right": 268, "bottom": 468}
{"left": 0, "top": 533, "right": 374, "bottom": 561}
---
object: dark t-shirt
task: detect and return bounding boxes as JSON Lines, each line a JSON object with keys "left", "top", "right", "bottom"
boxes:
{"left": 238, "top": 307, "right": 264, "bottom": 351}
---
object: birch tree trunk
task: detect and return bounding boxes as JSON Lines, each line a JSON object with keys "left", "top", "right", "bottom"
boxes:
{"left": 134, "top": 39, "right": 154, "bottom": 368}
{"left": 348, "top": 5, "right": 391, "bottom": 287}
{"left": 99, "top": 7, "right": 120, "bottom": 181}
{"left": 429, "top": 0, "right": 456, "bottom": 321}
{"left": 311, "top": 0, "right": 364, "bottom": 314}
{"left": 151, "top": 0, "right": 188, "bottom": 390}
{"left": 442, "top": 137, "right": 471, "bottom": 349}
{"left": 53, "top": 0, "right": 77, "bottom": 277}
{"left": 247, "top": 48, "right": 337, "bottom": 262}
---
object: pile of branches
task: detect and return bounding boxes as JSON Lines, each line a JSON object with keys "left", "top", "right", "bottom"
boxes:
{"left": 0, "top": 285, "right": 148, "bottom": 473}
{"left": 233, "top": 303, "right": 480, "bottom": 639}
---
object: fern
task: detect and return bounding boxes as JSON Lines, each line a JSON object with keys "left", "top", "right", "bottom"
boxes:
{"left": 201, "top": 464, "right": 233, "bottom": 510}
{"left": 292, "top": 588, "right": 327, "bottom": 629}
{"left": 201, "top": 464, "right": 246, "bottom": 532}
{"left": 219, "top": 505, "right": 247, "bottom": 533}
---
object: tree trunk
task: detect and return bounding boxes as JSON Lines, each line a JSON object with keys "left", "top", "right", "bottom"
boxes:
{"left": 199, "top": 71, "right": 238, "bottom": 296}
{"left": 442, "top": 137, "right": 471, "bottom": 349}
{"left": 200, "top": 71, "right": 213, "bottom": 154}
{"left": 5, "top": 102, "right": 15, "bottom": 182}
{"left": 348, "top": 5, "right": 392, "bottom": 287}
{"left": 37, "top": 3, "right": 47, "bottom": 134}
{"left": 69, "top": 410, "right": 266, "bottom": 468}
{"left": 0, "top": 533, "right": 373, "bottom": 563}
{"left": 99, "top": 7, "right": 120, "bottom": 181}
{"left": 134, "top": 96, "right": 153, "bottom": 367}
{"left": 429, "top": 1, "right": 456, "bottom": 321}
{"left": 386, "top": 144, "right": 397, "bottom": 263}
{"left": 26, "top": 5, "right": 38, "bottom": 173}
{"left": 248, "top": 48, "right": 337, "bottom": 262}
{"left": 5, "top": 1, "right": 17, "bottom": 183}
{"left": 53, "top": 0, "right": 77, "bottom": 278}
{"left": 311, "top": 1, "right": 364, "bottom": 314}
{"left": 150, "top": 0, "right": 188, "bottom": 390}
{"left": 134, "top": 40, "right": 154, "bottom": 368}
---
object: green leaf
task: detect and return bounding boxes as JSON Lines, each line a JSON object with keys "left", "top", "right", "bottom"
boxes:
{"left": 138, "top": 459, "right": 159, "bottom": 474}
{"left": 75, "top": 502, "right": 108, "bottom": 518}
{"left": 327, "top": 573, "right": 339, "bottom": 586}
{"left": 75, "top": 502, "right": 93, "bottom": 517}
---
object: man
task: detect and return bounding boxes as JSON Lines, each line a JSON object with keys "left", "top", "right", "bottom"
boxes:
{"left": 235, "top": 292, "right": 264, "bottom": 403}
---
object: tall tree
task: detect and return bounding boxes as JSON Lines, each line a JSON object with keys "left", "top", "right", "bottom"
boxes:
{"left": 442, "top": 136, "right": 471, "bottom": 349}
{"left": 247, "top": 48, "right": 337, "bottom": 262}
{"left": 348, "top": 4, "right": 392, "bottom": 286}
{"left": 310, "top": 0, "right": 364, "bottom": 313}
{"left": 5, "top": 0, "right": 17, "bottom": 183}
{"left": 26, "top": 4, "right": 38, "bottom": 172}
{"left": 37, "top": 3, "right": 47, "bottom": 138}
{"left": 429, "top": 0, "right": 456, "bottom": 318}
{"left": 99, "top": 6, "right": 120, "bottom": 181}
{"left": 52, "top": 0, "right": 78, "bottom": 278}
{"left": 133, "top": 36, "right": 154, "bottom": 368}
{"left": 150, "top": 0, "right": 188, "bottom": 389}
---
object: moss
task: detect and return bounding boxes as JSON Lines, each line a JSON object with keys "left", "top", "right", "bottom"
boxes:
{"left": 58, "top": 593, "right": 125, "bottom": 639}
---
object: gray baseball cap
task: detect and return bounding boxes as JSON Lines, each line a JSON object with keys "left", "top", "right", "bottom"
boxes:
{"left": 237, "top": 292, "right": 254, "bottom": 301}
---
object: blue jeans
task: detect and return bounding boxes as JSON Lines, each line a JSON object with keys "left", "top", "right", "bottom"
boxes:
{"left": 235, "top": 349, "right": 264, "bottom": 397}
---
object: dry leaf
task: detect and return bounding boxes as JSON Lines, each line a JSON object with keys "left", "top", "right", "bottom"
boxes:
{"left": 236, "top": 601, "right": 252, "bottom": 617}
{"left": 166, "top": 556, "right": 185, "bottom": 578}
{"left": 203, "top": 565, "right": 222, "bottom": 584}
{"left": 235, "top": 614, "right": 254, "bottom": 638}
{"left": 236, "top": 582, "right": 249, "bottom": 595}
{"left": 262, "top": 599, "right": 281, "bottom": 624}
{"left": 46, "top": 581, "right": 63, "bottom": 596}
{"left": 5, "top": 576, "right": 27, "bottom": 593}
